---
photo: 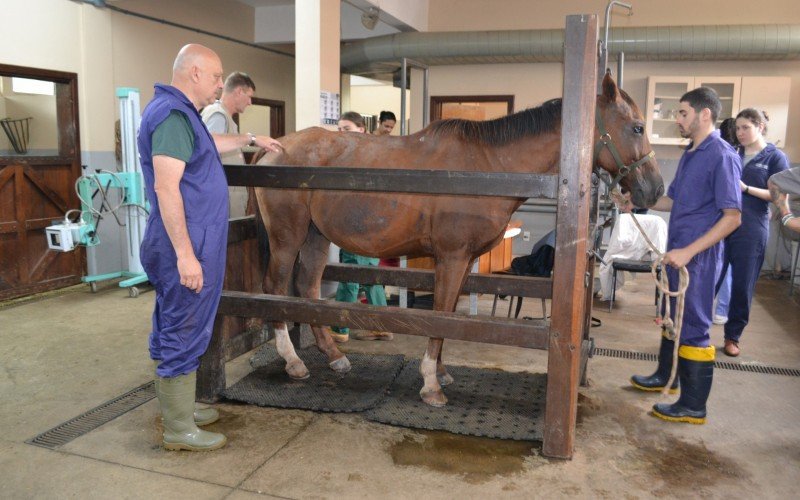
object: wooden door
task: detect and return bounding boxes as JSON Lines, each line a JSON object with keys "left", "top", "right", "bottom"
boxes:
{"left": 0, "top": 65, "right": 83, "bottom": 301}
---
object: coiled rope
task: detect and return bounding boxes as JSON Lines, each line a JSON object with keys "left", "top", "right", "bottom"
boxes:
{"left": 615, "top": 191, "right": 690, "bottom": 395}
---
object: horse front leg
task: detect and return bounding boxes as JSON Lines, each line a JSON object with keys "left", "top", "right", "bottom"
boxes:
{"left": 420, "top": 255, "right": 472, "bottom": 407}
{"left": 294, "top": 224, "right": 351, "bottom": 373}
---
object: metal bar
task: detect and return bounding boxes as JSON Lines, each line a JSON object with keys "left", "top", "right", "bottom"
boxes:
{"left": 617, "top": 51, "right": 625, "bottom": 89}
{"left": 321, "top": 263, "right": 552, "bottom": 298}
{"left": 217, "top": 291, "right": 551, "bottom": 350}
{"left": 223, "top": 165, "right": 558, "bottom": 199}
{"left": 543, "top": 14, "right": 598, "bottom": 460}
{"left": 400, "top": 58, "right": 408, "bottom": 136}
{"left": 598, "top": 1, "right": 632, "bottom": 90}
{"left": 423, "top": 67, "right": 430, "bottom": 127}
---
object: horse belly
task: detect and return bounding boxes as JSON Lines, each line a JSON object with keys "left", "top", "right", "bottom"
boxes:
{"left": 309, "top": 192, "right": 430, "bottom": 258}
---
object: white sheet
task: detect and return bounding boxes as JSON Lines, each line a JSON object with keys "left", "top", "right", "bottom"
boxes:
{"left": 599, "top": 213, "right": 668, "bottom": 300}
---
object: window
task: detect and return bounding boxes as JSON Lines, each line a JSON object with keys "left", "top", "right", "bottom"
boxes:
{"left": 11, "top": 77, "right": 55, "bottom": 96}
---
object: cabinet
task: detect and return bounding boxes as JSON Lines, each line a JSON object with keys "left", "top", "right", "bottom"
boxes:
{"left": 645, "top": 76, "right": 790, "bottom": 147}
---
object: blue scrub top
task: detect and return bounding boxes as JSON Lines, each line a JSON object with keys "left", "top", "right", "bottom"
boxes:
{"left": 666, "top": 130, "right": 742, "bottom": 250}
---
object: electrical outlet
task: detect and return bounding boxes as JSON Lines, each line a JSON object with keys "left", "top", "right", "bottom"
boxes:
{"left": 522, "top": 231, "right": 531, "bottom": 242}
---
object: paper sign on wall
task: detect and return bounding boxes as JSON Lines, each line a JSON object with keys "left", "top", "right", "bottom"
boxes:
{"left": 320, "top": 91, "right": 340, "bottom": 125}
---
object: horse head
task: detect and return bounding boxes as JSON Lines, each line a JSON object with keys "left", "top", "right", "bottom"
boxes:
{"left": 594, "top": 73, "right": 664, "bottom": 208}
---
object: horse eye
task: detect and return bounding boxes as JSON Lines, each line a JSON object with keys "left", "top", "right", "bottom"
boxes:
{"left": 632, "top": 125, "right": 644, "bottom": 135}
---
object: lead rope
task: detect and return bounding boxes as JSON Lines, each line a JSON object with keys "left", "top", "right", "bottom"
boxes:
{"left": 613, "top": 189, "right": 690, "bottom": 395}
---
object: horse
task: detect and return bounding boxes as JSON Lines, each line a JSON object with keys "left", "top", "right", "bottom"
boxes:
{"left": 252, "top": 74, "right": 663, "bottom": 407}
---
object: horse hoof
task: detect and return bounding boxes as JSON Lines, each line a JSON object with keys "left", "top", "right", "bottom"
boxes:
{"left": 437, "top": 372, "right": 455, "bottom": 387}
{"left": 420, "top": 389, "right": 448, "bottom": 407}
{"left": 286, "top": 361, "right": 310, "bottom": 380}
{"left": 329, "top": 356, "right": 351, "bottom": 374}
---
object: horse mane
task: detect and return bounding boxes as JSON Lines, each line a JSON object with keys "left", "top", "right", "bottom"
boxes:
{"left": 428, "top": 98, "right": 562, "bottom": 147}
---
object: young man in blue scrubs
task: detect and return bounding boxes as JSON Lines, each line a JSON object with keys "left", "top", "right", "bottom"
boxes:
{"left": 626, "top": 87, "right": 742, "bottom": 424}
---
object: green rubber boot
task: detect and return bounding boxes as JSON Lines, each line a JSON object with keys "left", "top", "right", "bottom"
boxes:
{"left": 154, "top": 361, "right": 218, "bottom": 426}
{"left": 156, "top": 371, "right": 227, "bottom": 451}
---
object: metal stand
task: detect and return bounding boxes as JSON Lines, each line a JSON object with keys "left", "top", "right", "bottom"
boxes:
{"left": 81, "top": 88, "right": 148, "bottom": 297}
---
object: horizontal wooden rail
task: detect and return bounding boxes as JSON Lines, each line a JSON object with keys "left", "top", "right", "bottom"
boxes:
{"left": 224, "top": 164, "right": 559, "bottom": 199}
{"left": 218, "top": 291, "right": 550, "bottom": 350}
{"left": 322, "top": 263, "right": 552, "bottom": 298}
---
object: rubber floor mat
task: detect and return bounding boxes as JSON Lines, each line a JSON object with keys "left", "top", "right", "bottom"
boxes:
{"left": 365, "top": 359, "right": 545, "bottom": 441}
{"left": 222, "top": 347, "right": 405, "bottom": 413}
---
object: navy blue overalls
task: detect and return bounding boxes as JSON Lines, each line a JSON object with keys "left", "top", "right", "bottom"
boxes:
{"left": 718, "top": 144, "right": 790, "bottom": 344}
{"left": 665, "top": 130, "right": 741, "bottom": 347}
{"left": 139, "top": 84, "right": 229, "bottom": 378}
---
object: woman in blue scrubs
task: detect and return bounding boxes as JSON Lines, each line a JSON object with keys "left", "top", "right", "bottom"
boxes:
{"left": 718, "top": 109, "right": 790, "bottom": 356}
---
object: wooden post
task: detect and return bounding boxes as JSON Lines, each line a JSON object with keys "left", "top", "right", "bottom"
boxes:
{"left": 543, "top": 14, "right": 598, "bottom": 459}
{"left": 196, "top": 316, "right": 226, "bottom": 403}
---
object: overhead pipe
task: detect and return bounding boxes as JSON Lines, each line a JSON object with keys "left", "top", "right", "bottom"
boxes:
{"left": 341, "top": 24, "right": 800, "bottom": 74}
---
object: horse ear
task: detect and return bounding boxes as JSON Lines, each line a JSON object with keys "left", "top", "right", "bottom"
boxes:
{"left": 602, "top": 71, "right": 619, "bottom": 102}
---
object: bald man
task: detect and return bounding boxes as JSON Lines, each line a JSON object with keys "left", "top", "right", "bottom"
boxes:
{"left": 138, "top": 44, "right": 281, "bottom": 452}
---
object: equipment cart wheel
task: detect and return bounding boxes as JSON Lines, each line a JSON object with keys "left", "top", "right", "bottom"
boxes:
{"left": 129, "top": 286, "right": 140, "bottom": 298}
{"left": 89, "top": 282, "right": 98, "bottom": 293}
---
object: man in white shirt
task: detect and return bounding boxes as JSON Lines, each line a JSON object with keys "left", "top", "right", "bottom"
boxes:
{"left": 201, "top": 71, "right": 281, "bottom": 217}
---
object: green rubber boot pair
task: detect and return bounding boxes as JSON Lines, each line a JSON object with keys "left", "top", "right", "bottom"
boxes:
{"left": 155, "top": 370, "right": 226, "bottom": 451}
{"left": 154, "top": 361, "right": 219, "bottom": 426}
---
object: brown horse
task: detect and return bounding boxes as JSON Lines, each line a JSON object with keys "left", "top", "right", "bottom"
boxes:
{"left": 253, "top": 74, "right": 663, "bottom": 407}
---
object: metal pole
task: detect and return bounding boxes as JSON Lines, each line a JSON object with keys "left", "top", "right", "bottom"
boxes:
{"left": 617, "top": 51, "right": 625, "bottom": 89}
{"left": 598, "top": 1, "right": 632, "bottom": 91}
{"left": 400, "top": 58, "right": 408, "bottom": 136}
{"left": 423, "top": 67, "right": 430, "bottom": 127}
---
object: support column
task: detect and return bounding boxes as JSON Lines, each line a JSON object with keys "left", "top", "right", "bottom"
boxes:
{"left": 543, "top": 14, "right": 598, "bottom": 460}
{"left": 295, "top": 0, "right": 340, "bottom": 130}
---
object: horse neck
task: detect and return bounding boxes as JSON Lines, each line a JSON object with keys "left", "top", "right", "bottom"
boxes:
{"left": 483, "top": 131, "right": 562, "bottom": 174}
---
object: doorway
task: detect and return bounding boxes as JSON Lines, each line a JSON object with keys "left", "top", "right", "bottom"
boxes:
{"left": 234, "top": 97, "right": 285, "bottom": 164}
{"left": 0, "top": 64, "right": 83, "bottom": 301}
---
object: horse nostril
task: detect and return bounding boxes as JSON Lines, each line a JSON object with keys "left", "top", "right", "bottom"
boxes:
{"left": 656, "top": 184, "right": 665, "bottom": 198}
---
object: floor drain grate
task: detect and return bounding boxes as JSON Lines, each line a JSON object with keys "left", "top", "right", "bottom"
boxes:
{"left": 26, "top": 381, "right": 155, "bottom": 450}
{"left": 593, "top": 347, "right": 800, "bottom": 377}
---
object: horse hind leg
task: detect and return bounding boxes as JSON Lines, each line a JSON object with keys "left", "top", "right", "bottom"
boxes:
{"left": 294, "top": 223, "right": 351, "bottom": 374}
{"left": 420, "top": 255, "right": 472, "bottom": 407}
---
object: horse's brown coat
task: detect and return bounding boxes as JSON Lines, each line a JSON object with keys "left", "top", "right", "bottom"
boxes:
{"left": 253, "top": 75, "right": 663, "bottom": 405}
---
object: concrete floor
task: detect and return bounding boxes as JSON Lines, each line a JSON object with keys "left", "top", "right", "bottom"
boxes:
{"left": 1, "top": 274, "right": 799, "bottom": 499}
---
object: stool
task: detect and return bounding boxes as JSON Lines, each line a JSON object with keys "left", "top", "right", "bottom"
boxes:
{"left": 608, "top": 258, "right": 662, "bottom": 314}
{"left": 491, "top": 294, "right": 547, "bottom": 319}
{"left": 490, "top": 269, "right": 547, "bottom": 319}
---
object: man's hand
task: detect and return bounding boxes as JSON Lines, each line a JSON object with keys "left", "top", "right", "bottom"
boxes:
{"left": 661, "top": 247, "right": 694, "bottom": 269}
{"left": 611, "top": 190, "right": 633, "bottom": 213}
{"left": 177, "top": 254, "right": 204, "bottom": 293}
{"left": 255, "top": 135, "right": 283, "bottom": 153}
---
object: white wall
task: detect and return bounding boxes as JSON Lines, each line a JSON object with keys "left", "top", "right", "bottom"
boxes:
{"left": 348, "top": 83, "right": 409, "bottom": 135}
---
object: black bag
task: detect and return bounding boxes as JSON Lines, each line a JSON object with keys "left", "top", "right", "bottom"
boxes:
{"left": 511, "top": 242, "right": 555, "bottom": 277}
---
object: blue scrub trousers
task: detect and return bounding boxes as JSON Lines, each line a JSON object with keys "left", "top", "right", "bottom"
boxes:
{"left": 665, "top": 246, "right": 722, "bottom": 348}
{"left": 143, "top": 220, "right": 228, "bottom": 378}
{"left": 333, "top": 249, "right": 387, "bottom": 335}
{"left": 721, "top": 226, "right": 767, "bottom": 343}
{"left": 714, "top": 267, "right": 732, "bottom": 318}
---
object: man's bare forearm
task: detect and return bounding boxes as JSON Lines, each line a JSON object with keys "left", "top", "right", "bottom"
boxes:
{"left": 650, "top": 195, "right": 673, "bottom": 212}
